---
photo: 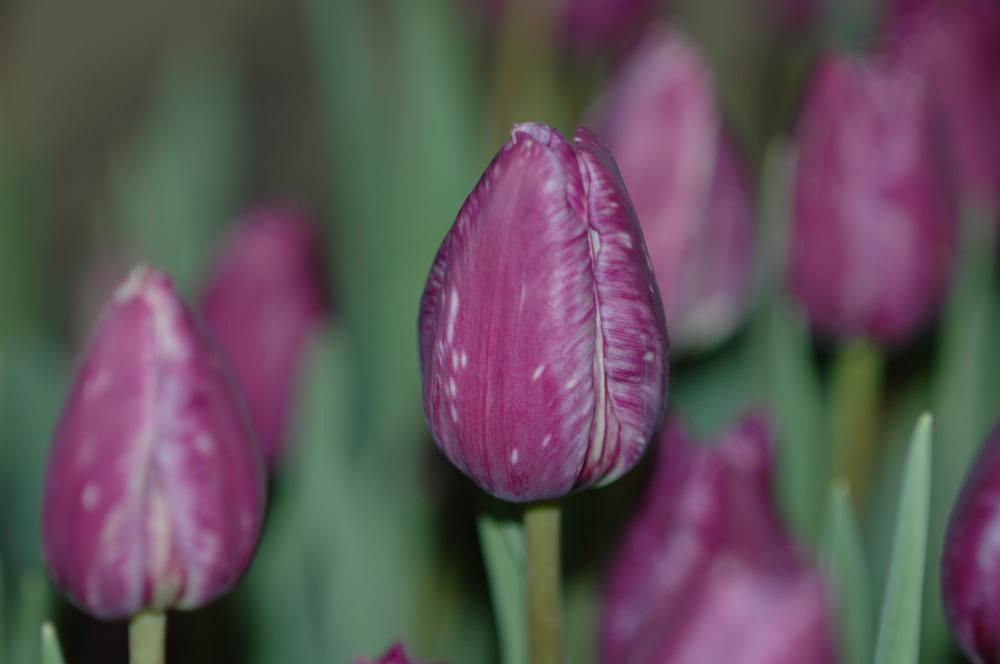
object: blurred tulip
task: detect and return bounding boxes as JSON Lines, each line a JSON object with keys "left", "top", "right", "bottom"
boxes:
{"left": 200, "top": 206, "right": 330, "bottom": 469}
{"left": 789, "top": 53, "right": 956, "bottom": 345}
{"left": 560, "top": 0, "right": 661, "bottom": 52}
{"left": 600, "top": 414, "right": 835, "bottom": 664}
{"left": 354, "top": 643, "right": 438, "bottom": 664}
{"left": 887, "top": 0, "right": 1000, "bottom": 207}
{"left": 419, "top": 122, "right": 668, "bottom": 502}
{"left": 42, "top": 266, "right": 266, "bottom": 619}
{"left": 596, "top": 27, "right": 755, "bottom": 352}
{"left": 942, "top": 419, "right": 1000, "bottom": 663}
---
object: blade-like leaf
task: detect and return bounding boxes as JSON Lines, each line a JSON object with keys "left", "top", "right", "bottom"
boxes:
{"left": 477, "top": 511, "right": 527, "bottom": 664}
{"left": 873, "top": 414, "right": 932, "bottom": 664}
{"left": 822, "top": 480, "right": 873, "bottom": 664}
{"left": 39, "top": 623, "right": 64, "bottom": 664}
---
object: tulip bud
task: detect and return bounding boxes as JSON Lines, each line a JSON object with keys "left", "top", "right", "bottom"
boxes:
{"left": 354, "top": 643, "right": 439, "bottom": 664}
{"left": 200, "top": 206, "right": 330, "bottom": 469}
{"left": 600, "top": 415, "right": 835, "bottom": 664}
{"left": 419, "top": 122, "right": 668, "bottom": 503}
{"left": 789, "top": 53, "right": 956, "bottom": 345}
{"left": 560, "top": 0, "right": 661, "bottom": 52}
{"left": 42, "top": 266, "right": 266, "bottom": 619}
{"left": 942, "top": 419, "right": 1000, "bottom": 663}
{"left": 887, "top": 0, "right": 1000, "bottom": 207}
{"left": 596, "top": 27, "right": 755, "bottom": 352}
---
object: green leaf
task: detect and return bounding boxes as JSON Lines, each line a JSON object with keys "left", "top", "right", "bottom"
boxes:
{"left": 873, "top": 414, "right": 932, "bottom": 664}
{"left": 39, "top": 623, "right": 64, "bottom": 664}
{"left": 8, "top": 571, "right": 45, "bottom": 664}
{"left": 821, "top": 480, "right": 873, "bottom": 664}
{"left": 477, "top": 511, "right": 527, "bottom": 664}
{"left": 111, "top": 47, "right": 246, "bottom": 295}
{"left": 753, "top": 298, "right": 828, "bottom": 545}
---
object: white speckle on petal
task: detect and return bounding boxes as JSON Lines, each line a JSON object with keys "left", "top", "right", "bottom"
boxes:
{"left": 452, "top": 351, "right": 459, "bottom": 371}
{"left": 447, "top": 289, "right": 459, "bottom": 343}
{"left": 194, "top": 433, "right": 215, "bottom": 455}
{"left": 565, "top": 376, "right": 580, "bottom": 391}
{"left": 461, "top": 351, "right": 468, "bottom": 369}
{"left": 451, "top": 405, "right": 459, "bottom": 423}
{"left": 542, "top": 434, "right": 551, "bottom": 448}
{"left": 84, "top": 370, "right": 113, "bottom": 399}
{"left": 532, "top": 365, "right": 545, "bottom": 382}
{"left": 643, "top": 351, "right": 655, "bottom": 362}
{"left": 82, "top": 483, "right": 100, "bottom": 510}
{"left": 448, "top": 377, "right": 457, "bottom": 398}
{"left": 619, "top": 232, "right": 633, "bottom": 249}
{"left": 511, "top": 449, "right": 519, "bottom": 464}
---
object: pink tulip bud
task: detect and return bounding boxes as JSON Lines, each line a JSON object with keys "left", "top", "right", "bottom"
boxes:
{"left": 596, "top": 27, "right": 755, "bottom": 352}
{"left": 600, "top": 415, "right": 835, "bottom": 664}
{"left": 419, "top": 123, "right": 668, "bottom": 502}
{"left": 200, "top": 206, "right": 330, "bottom": 469}
{"left": 942, "top": 420, "right": 1000, "bottom": 662}
{"left": 887, "top": 0, "right": 1000, "bottom": 207}
{"left": 354, "top": 643, "right": 440, "bottom": 664}
{"left": 42, "top": 267, "right": 266, "bottom": 619}
{"left": 789, "top": 53, "right": 956, "bottom": 345}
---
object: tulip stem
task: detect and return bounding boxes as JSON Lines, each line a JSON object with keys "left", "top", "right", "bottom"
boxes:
{"left": 129, "top": 611, "right": 166, "bottom": 664}
{"left": 524, "top": 500, "right": 562, "bottom": 664}
{"left": 830, "top": 338, "right": 883, "bottom": 507}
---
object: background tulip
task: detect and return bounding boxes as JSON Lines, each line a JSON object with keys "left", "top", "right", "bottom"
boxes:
{"left": 41, "top": 266, "right": 266, "bottom": 620}
{"left": 600, "top": 414, "right": 835, "bottom": 664}
{"left": 789, "top": 53, "right": 956, "bottom": 345}
{"left": 419, "top": 122, "right": 668, "bottom": 503}
{"left": 886, "top": 0, "right": 1000, "bottom": 208}
{"left": 200, "top": 205, "right": 330, "bottom": 469}
{"left": 942, "top": 419, "right": 1000, "bottom": 663}
{"left": 596, "top": 27, "right": 755, "bottom": 353}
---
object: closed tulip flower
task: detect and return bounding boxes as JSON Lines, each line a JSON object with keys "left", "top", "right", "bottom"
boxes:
{"left": 596, "top": 27, "right": 755, "bottom": 352}
{"left": 887, "top": 0, "right": 1000, "bottom": 207}
{"left": 419, "top": 122, "right": 668, "bottom": 503}
{"left": 354, "top": 643, "right": 439, "bottom": 664}
{"left": 942, "top": 419, "right": 1000, "bottom": 663}
{"left": 789, "top": 53, "right": 956, "bottom": 344}
{"left": 42, "top": 266, "right": 266, "bottom": 620}
{"left": 200, "top": 206, "right": 330, "bottom": 469}
{"left": 560, "top": 0, "right": 661, "bottom": 52}
{"left": 600, "top": 415, "right": 835, "bottom": 664}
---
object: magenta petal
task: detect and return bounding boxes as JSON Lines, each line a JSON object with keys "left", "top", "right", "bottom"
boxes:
{"left": 943, "top": 421, "right": 1000, "bottom": 663}
{"left": 419, "top": 123, "right": 667, "bottom": 502}
{"left": 600, "top": 414, "right": 835, "bottom": 664}
{"left": 789, "top": 53, "right": 957, "bottom": 345}
{"left": 200, "top": 205, "right": 330, "bottom": 469}
{"left": 42, "top": 267, "right": 266, "bottom": 619}
{"left": 353, "top": 642, "right": 441, "bottom": 664}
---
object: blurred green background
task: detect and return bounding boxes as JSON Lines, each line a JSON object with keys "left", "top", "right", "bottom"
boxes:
{"left": 0, "top": 0, "right": 995, "bottom": 662}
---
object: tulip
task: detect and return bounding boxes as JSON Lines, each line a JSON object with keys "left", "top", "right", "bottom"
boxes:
{"left": 789, "top": 53, "right": 956, "bottom": 345}
{"left": 200, "top": 206, "right": 330, "bottom": 469}
{"left": 887, "top": 0, "right": 1000, "bottom": 207}
{"left": 595, "top": 27, "right": 755, "bottom": 352}
{"left": 560, "top": 0, "right": 661, "bottom": 52}
{"left": 942, "top": 419, "right": 1000, "bottom": 663}
{"left": 600, "top": 414, "right": 835, "bottom": 664}
{"left": 418, "top": 122, "right": 668, "bottom": 503}
{"left": 42, "top": 266, "right": 266, "bottom": 620}
{"left": 354, "top": 643, "right": 439, "bottom": 664}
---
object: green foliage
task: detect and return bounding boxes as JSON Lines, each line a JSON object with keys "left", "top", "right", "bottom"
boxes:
{"left": 477, "top": 512, "right": 527, "bottom": 664}
{"left": 40, "top": 622, "right": 65, "bottom": 664}
{"left": 873, "top": 415, "right": 932, "bottom": 664}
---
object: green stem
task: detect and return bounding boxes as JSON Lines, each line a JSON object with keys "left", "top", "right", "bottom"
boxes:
{"left": 830, "top": 338, "right": 883, "bottom": 506}
{"left": 129, "top": 611, "right": 166, "bottom": 664}
{"left": 524, "top": 501, "right": 562, "bottom": 664}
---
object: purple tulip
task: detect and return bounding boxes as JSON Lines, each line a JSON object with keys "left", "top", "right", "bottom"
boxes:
{"left": 789, "top": 53, "right": 956, "bottom": 345}
{"left": 600, "top": 415, "right": 835, "bottom": 664}
{"left": 596, "top": 27, "right": 755, "bottom": 352}
{"left": 42, "top": 266, "right": 266, "bottom": 620}
{"left": 942, "top": 419, "right": 1000, "bottom": 662}
{"left": 354, "top": 643, "right": 439, "bottom": 664}
{"left": 887, "top": 0, "right": 1000, "bottom": 207}
{"left": 560, "top": 0, "right": 661, "bottom": 52}
{"left": 419, "top": 122, "right": 668, "bottom": 503}
{"left": 200, "top": 206, "right": 330, "bottom": 469}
